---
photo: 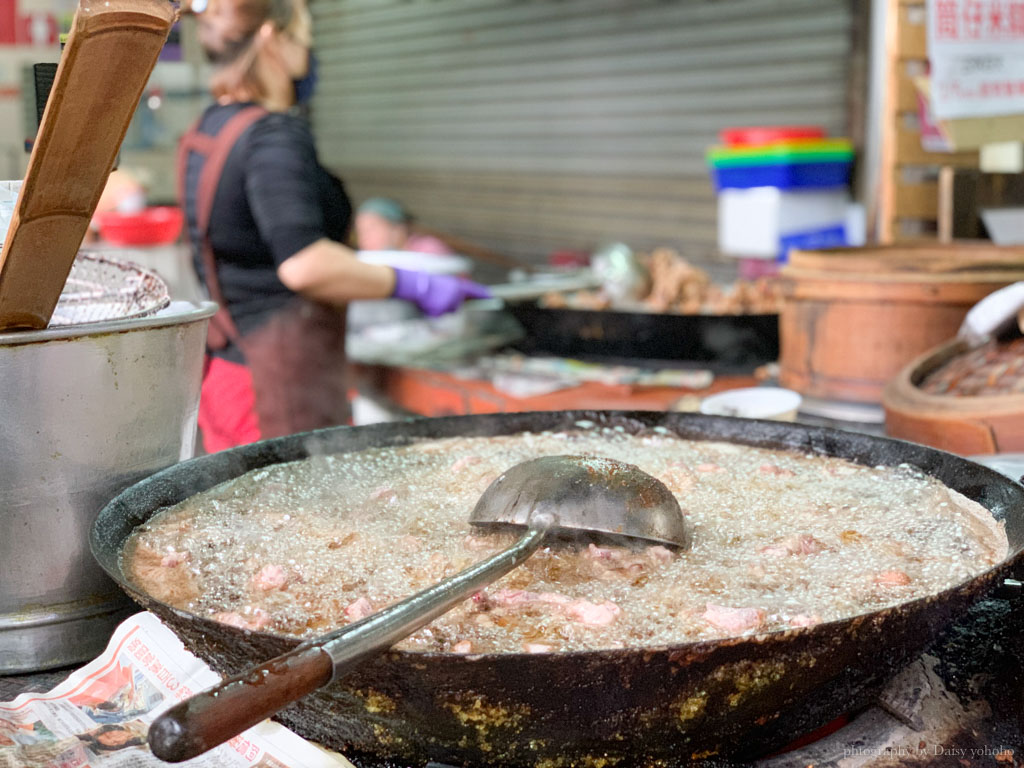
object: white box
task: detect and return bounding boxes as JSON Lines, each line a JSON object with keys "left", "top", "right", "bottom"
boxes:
{"left": 718, "top": 187, "right": 851, "bottom": 259}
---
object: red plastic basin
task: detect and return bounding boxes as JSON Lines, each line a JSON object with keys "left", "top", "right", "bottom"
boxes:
{"left": 96, "top": 206, "right": 184, "bottom": 246}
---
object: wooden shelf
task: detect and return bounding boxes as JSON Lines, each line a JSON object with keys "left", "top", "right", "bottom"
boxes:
{"left": 896, "top": 4, "right": 927, "bottom": 59}
{"left": 878, "top": 0, "right": 980, "bottom": 243}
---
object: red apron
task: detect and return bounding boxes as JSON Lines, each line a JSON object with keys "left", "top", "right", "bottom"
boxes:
{"left": 178, "top": 106, "right": 351, "bottom": 452}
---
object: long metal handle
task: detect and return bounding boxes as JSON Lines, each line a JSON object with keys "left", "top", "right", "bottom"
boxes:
{"left": 148, "top": 514, "right": 554, "bottom": 763}
{"left": 322, "top": 513, "right": 552, "bottom": 674}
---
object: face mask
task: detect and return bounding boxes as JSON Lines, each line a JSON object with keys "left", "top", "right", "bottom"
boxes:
{"left": 293, "top": 52, "right": 318, "bottom": 105}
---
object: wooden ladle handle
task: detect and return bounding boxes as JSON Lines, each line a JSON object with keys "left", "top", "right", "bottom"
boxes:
{"left": 147, "top": 644, "right": 333, "bottom": 763}
{"left": 0, "top": 0, "right": 174, "bottom": 330}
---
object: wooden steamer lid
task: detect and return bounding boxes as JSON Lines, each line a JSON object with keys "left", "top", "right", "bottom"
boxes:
{"left": 783, "top": 243, "right": 1024, "bottom": 297}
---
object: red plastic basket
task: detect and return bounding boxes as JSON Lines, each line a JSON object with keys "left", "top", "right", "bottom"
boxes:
{"left": 96, "top": 206, "right": 184, "bottom": 246}
{"left": 719, "top": 126, "right": 826, "bottom": 147}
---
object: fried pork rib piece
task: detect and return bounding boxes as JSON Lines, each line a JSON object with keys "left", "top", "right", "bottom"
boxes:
{"left": 702, "top": 603, "right": 766, "bottom": 634}
{"left": 473, "top": 588, "right": 622, "bottom": 631}
{"left": 126, "top": 541, "right": 199, "bottom": 607}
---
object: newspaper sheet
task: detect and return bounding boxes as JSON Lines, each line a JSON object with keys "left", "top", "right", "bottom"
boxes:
{"left": 0, "top": 613, "right": 355, "bottom": 768}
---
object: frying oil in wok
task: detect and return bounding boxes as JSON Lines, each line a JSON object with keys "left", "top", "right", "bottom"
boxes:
{"left": 123, "top": 427, "right": 1007, "bottom": 653}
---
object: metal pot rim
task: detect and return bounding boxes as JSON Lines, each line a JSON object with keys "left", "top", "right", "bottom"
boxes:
{"left": 0, "top": 300, "right": 218, "bottom": 347}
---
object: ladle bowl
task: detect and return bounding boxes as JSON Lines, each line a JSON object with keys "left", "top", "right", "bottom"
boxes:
{"left": 471, "top": 454, "right": 691, "bottom": 547}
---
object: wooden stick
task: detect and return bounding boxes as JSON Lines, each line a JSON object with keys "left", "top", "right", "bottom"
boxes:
{"left": 937, "top": 166, "right": 955, "bottom": 243}
{"left": 0, "top": 0, "right": 175, "bottom": 330}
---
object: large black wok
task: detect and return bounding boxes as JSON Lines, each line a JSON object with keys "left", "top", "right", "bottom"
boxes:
{"left": 91, "top": 411, "right": 1024, "bottom": 767}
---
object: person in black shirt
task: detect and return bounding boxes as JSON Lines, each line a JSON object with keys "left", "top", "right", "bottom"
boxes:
{"left": 180, "top": 0, "right": 489, "bottom": 451}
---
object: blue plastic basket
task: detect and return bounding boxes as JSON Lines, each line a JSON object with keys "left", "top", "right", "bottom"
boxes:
{"left": 777, "top": 225, "right": 848, "bottom": 262}
{"left": 711, "top": 161, "right": 852, "bottom": 191}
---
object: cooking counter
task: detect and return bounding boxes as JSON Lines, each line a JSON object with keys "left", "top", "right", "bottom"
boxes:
{"left": 352, "top": 360, "right": 761, "bottom": 419}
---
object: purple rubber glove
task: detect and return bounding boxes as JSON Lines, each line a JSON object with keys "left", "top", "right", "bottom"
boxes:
{"left": 391, "top": 268, "right": 492, "bottom": 317}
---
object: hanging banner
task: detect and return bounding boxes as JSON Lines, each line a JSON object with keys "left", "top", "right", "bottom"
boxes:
{"left": 927, "top": 0, "right": 1024, "bottom": 118}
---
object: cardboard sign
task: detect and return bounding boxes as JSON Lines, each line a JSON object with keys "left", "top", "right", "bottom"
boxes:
{"left": 927, "top": 0, "right": 1024, "bottom": 118}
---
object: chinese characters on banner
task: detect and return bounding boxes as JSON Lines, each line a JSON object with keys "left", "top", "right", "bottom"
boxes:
{"left": 927, "top": 0, "right": 1024, "bottom": 118}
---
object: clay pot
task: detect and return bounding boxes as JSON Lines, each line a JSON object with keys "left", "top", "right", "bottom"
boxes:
{"left": 779, "top": 244, "right": 1024, "bottom": 403}
{"left": 883, "top": 337, "right": 1024, "bottom": 455}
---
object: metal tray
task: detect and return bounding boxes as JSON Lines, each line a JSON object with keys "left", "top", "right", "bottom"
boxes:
{"left": 505, "top": 303, "right": 779, "bottom": 370}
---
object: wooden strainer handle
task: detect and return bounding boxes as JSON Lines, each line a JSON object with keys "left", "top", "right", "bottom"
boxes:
{"left": 0, "top": 0, "right": 175, "bottom": 330}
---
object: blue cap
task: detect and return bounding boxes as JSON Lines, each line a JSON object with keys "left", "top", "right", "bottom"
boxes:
{"left": 357, "top": 197, "right": 410, "bottom": 224}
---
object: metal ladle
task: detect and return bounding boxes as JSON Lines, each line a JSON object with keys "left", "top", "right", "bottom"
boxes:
{"left": 148, "top": 454, "right": 691, "bottom": 762}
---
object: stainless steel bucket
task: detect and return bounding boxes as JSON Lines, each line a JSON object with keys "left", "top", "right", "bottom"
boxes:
{"left": 0, "top": 300, "right": 216, "bottom": 673}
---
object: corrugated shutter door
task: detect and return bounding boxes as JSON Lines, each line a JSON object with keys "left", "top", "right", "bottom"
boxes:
{"left": 311, "top": 0, "right": 853, "bottom": 265}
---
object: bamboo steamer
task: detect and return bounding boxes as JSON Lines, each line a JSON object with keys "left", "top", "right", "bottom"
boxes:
{"left": 883, "top": 337, "right": 1024, "bottom": 455}
{"left": 778, "top": 244, "right": 1024, "bottom": 403}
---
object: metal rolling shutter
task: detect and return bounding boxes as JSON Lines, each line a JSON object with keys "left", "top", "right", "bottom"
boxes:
{"left": 311, "top": 0, "right": 854, "bottom": 266}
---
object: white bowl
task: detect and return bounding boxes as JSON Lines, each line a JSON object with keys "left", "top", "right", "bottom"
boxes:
{"left": 356, "top": 250, "right": 471, "bottom": 275}
{"left": 968, "top": 453, "right": 1024, "bottom": 483}
{"left": 699, "top": 387, "right": 803, "bottom": 421}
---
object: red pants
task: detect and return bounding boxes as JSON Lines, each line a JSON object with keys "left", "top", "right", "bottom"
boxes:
{"left": 198, "top": 356, "right": 261, "bottom": 453}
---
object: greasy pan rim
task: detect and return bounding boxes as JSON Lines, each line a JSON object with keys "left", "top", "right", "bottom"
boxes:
{"left": 91, "top": 409, "right": 1024, "bottom": 661}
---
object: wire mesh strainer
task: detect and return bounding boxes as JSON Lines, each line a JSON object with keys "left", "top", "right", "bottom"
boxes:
{"left": 48, "top": 252, "right": 171, "bottom": 327}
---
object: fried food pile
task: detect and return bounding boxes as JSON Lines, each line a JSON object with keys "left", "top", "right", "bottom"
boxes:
{"left": 919, "top": 335, "right": 1024, "bottom": 397}
{"left": 126, "top": 429, "right": 1007, "bottom": 650}
{"left": 541, "top": 248, "right": 783, "bottom": 315}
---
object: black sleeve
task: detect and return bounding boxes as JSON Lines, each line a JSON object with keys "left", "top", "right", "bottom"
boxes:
{"left": 243, "top": 114, "right": 328, "bottom": 265}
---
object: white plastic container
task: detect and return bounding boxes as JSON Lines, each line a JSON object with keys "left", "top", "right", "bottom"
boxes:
{"left": 0, "top": 180, "right": 22, "bottom": 247}
{"left": 699, "top": 387, "right": 803, "bottom": 421}
{"left": 718, "top": 187, "right": 850, "bottom": 259}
